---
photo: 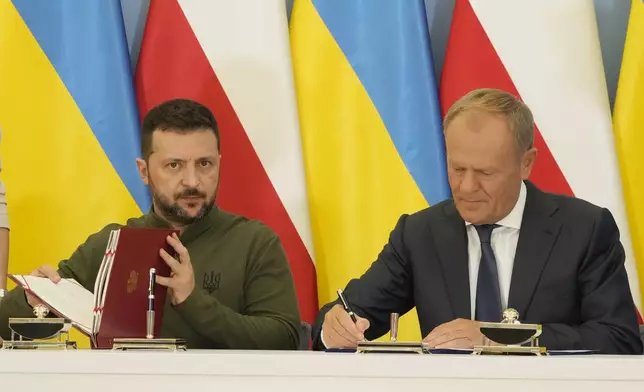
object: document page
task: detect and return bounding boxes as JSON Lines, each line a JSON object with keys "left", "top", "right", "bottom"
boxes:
{"left": 10, "top": 275, "right": 94, "bottom": 335}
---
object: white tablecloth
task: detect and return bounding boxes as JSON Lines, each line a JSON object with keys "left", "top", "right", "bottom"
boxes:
{"left": 1, "top": 350, "right": 643, "bottom": 391}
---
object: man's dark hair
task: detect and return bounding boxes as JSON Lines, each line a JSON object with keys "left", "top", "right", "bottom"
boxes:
{"left": 141, "top": 98, "right": 219, "bottom": 159}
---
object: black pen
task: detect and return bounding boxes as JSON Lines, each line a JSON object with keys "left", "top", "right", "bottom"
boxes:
{"left": 336, "top": 288, "right": 358, "bottom": 323}
{"left": 147, "top": 268, "right": 156, "bottom": 339}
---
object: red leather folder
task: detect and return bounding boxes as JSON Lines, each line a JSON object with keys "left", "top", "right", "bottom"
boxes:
{"left": 9, "top": 227, "right": 178, "bottom": 349}
{"left": 93, "top": 227, "right": 178, "bottom": 348}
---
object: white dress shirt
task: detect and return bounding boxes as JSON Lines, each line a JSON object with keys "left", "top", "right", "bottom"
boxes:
{"left": 465, "top": 181, "right": 527, "bottom": 319}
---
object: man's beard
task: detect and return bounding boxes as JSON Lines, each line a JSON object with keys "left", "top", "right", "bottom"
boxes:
{"left": 150, "top": 180, "right": 217, "bottom": 226}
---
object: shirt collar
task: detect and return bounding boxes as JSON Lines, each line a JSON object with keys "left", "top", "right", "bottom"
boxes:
{"left": 464, "top": 181, "right": 526, "bottom": 230}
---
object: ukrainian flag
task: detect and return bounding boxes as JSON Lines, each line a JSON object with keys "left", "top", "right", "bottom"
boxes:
{"left": 0, "top": 0, "right": 149, "bottom": 344}
{"left": 613, "top": 0, "right": 644, "bottom": 313}
{"left": 290, "top": 0, "right": 450, "bottom": 341}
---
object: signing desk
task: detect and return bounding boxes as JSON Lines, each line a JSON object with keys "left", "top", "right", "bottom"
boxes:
{"left": 0, "top": 350, "right": 643, "bottom": 391}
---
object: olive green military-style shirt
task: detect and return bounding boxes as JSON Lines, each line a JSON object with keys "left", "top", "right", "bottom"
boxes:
{"left": 0, "top": 207, "right": 302, "bottom": 349}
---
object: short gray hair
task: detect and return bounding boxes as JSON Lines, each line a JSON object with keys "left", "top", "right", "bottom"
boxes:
{"left": 444, "top": 88, "right": 535, "bottom": 153}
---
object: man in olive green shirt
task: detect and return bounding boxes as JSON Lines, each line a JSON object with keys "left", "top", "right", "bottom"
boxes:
{"left": 0, "top": 99, "right": 301, "bottom": 350}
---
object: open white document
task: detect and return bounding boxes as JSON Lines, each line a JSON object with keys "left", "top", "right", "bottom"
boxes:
{"left": 9, "top": 275, "right": 94, "bottom": 334}
{"left": 10, "top": 228, "right": 121, "bottom": 346}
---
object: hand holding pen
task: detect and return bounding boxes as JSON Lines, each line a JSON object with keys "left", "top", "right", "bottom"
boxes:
{"left": 320, "top": 288, "right": 371, "bottom": 349}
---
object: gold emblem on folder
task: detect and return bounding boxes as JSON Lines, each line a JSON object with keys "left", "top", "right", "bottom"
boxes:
{"left": 126, "top": 270, "right": 138, "bottom": 293}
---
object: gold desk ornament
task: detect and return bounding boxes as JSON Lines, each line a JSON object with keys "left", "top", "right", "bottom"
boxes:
{"left": 111, "top": 268, "right": 186, "bottom": 351}
{"left": 1, "top": 304, "right": 77, "bottom": 350}
{"left": 356, "top": 313, "right": 428, "bottom": 354}
{"left": 473, "top": 308, "right": 546, "bottom": 355}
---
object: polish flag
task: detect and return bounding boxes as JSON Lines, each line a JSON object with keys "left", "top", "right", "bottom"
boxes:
{"left": 440, "top": 0, "right": 643, "bottom": 321}
{"left": 134, "top": 0, "right": 318, "bottom": 323}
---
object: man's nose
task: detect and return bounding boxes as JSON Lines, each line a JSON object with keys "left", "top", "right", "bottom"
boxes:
{"left": 181, "top": 166, "right": 200, "bottom": 188}
{"left": 459, "top": 170, "right": 479, "bottom": 193}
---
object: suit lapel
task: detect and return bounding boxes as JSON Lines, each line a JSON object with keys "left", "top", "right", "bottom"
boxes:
{"left": 432, "top": 202, "right": 471, "bottom": 319}
{"left": 508, "top": 182, "right": 561, "bottom": 318}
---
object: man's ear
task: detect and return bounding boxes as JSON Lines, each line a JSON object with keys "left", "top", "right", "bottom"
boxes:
{"left": 520, "top": 147, "right": 537, "bottom": 180}
{"left": 135, "top": 158, "right": 149, "bottom": 185}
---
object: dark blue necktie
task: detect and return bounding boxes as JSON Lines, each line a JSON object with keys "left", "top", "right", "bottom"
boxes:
{"left": 474, "top": 224, "right": 502, "bottom": 322}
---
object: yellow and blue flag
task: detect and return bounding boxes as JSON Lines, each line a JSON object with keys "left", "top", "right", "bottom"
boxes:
{"left": 0, "top": 0, "right": 149, "bottom": 340}
{"left": 290, "top": 0, "right": 450, "bottom": 340}
{"left": 613, "top": 0, "right": 644, "bottom": 320}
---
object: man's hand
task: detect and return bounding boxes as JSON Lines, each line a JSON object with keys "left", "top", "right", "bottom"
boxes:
{"left": 155, "top": 233, "right": 195, "bottom": 305}
{"left": 25, "top": 265, "right": 61, "bottom": 308}
{"left": 321, "top": 304, "right": 370, "bottom": 348}
{"left": 423, "top": 318, "right": 484, "bottom": 349}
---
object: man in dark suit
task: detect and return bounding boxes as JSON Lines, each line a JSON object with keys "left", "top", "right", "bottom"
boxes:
{"left": 313, "top": 88, "right": 643, "bottom": 354}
